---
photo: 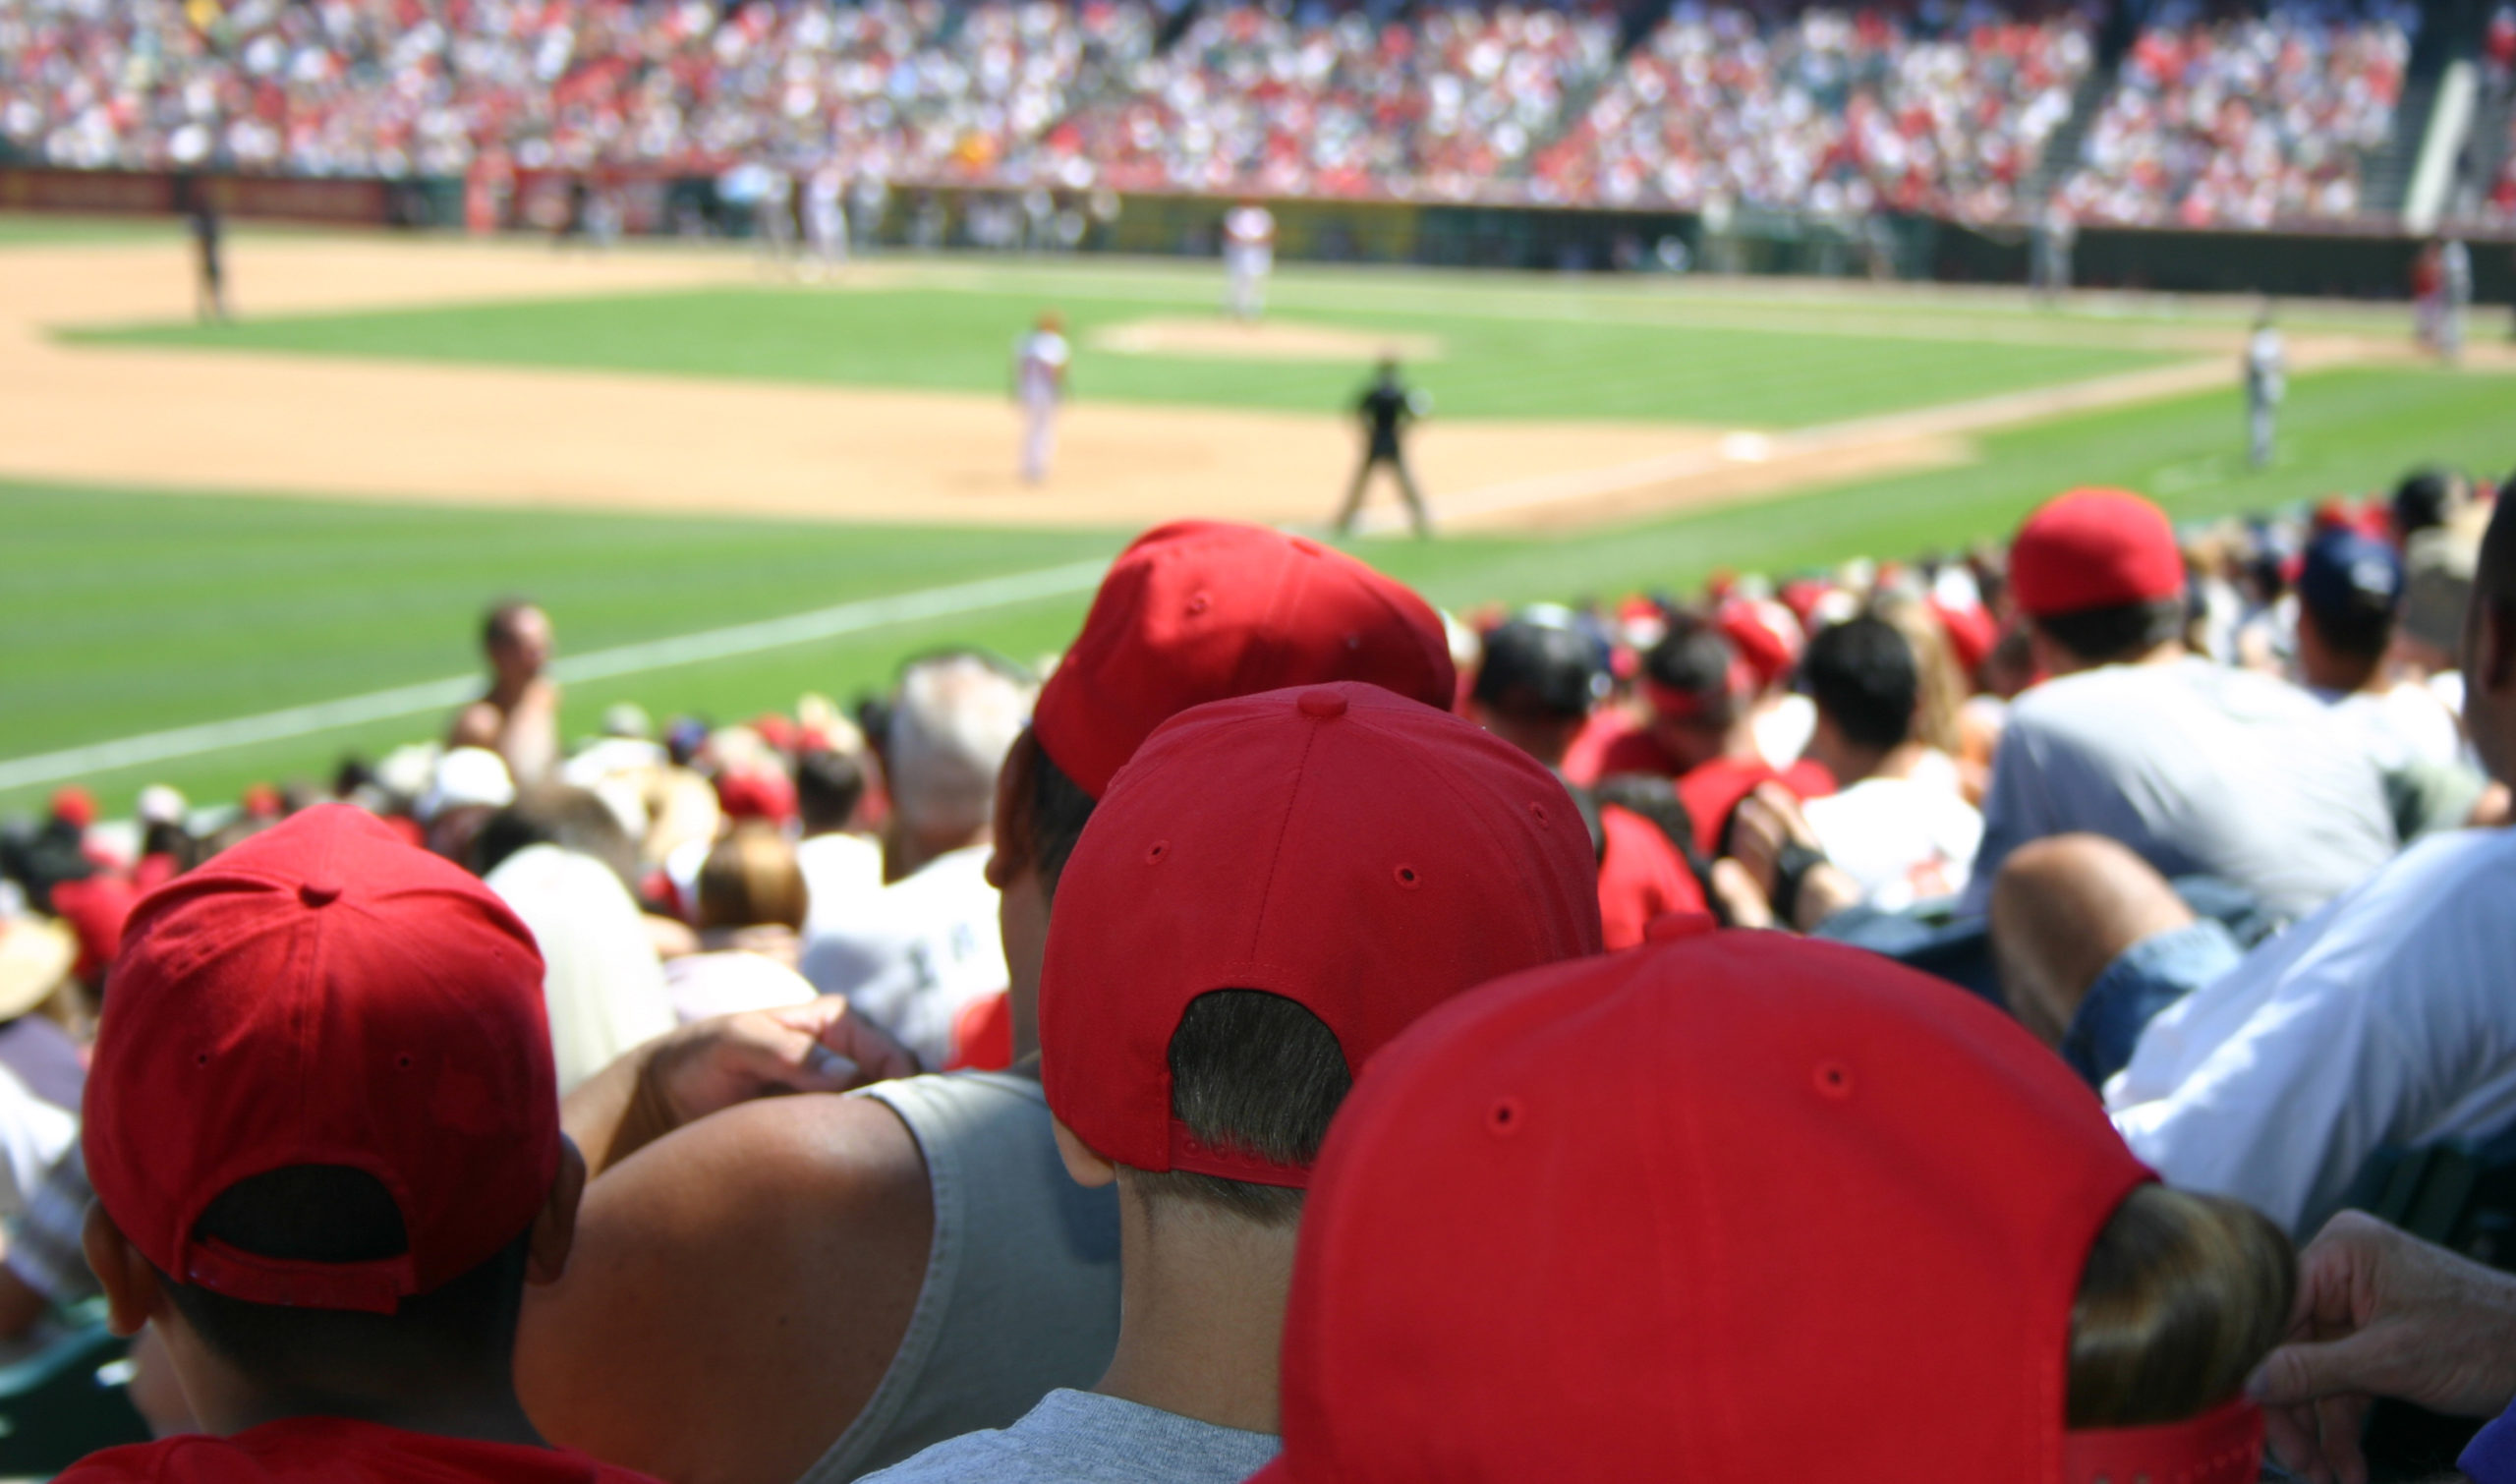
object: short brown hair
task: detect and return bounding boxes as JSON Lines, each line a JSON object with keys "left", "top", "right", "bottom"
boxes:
{"left": 696, "top": 826, "right": 808, "bottom": 932}
{"left": 2067, "top": 1184, "right": 2296, "bottom": 1428}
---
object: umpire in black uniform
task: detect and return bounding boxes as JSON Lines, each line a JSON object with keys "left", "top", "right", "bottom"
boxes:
{"left": 1334, "top": 358, "right": 1433, "bottom": 539}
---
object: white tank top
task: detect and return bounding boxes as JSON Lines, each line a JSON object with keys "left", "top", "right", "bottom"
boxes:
{"left": 797, "top": 1071, "right": 1122, "bottom": 1481}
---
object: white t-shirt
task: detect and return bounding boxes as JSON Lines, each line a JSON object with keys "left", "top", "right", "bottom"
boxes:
{"left": 663, "top": 949, "right": 821, "bottom": 1024}
{"left": 1962, "top": 657, "right": 2396, "bottom": 923}
{"left": 2109, "top": 826, "right": 2516, "bottom": 1231}
{"left": 1016, "top": 332, "right": 1069, "bottom": 407}
{"left": 2320, "top": 681, "right": 2467, "bottom": 772}
{"left": 1802, "top": 763, "right": 1983, "bottom": 911}
{"left": 800, "top": 844, "right": 1007, "bottom": 1067}
{"left": 1752, "top": 693, "right": 1817, "bottom": 772}
{"left": 796, "top": 831, "right": 885, "bottom": 922}
{"left": 485, "top": 844, "right": 678, "bottom": 1095}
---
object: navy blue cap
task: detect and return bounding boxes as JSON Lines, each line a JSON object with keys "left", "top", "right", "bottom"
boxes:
{"left": 2299, "top": 527, "right": 2405, "bottom": 625}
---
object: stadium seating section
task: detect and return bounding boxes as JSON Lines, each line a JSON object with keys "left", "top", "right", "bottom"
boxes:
{"left": 0, "top": 0, "right": 2452, "bottom": 228}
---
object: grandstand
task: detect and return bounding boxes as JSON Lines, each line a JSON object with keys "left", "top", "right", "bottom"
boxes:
{"left": 2, "top": 0, "right": 2504, "bottom": 244}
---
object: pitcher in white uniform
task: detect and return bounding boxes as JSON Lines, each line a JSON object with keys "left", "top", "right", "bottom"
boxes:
{"left": 1222, "top": 200, "right": 1275, "bottom": 320}
{"left": 1012, "top": 313, "right": 1070, "bottom": 485}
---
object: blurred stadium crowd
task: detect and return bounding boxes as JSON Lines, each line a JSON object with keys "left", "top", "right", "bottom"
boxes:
{"left": 0, "top": 0, "right": 2466, "bottom": 228}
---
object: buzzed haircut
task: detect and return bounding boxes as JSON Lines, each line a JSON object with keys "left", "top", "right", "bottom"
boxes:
{"left": 1642, "top": 614, "right": 1740, "bottom": 725}
{"left": 1801, "top": 617, "right": 1918, "bottom": 752}
{"left": 2034, "top": 598, "right": 2188, "bottom": 667}
{"left": 1474, "top": 618, "right": 1605, "bottom": 722}
{"left": 795, "top": 748, "right": 867, "bottom": 835}
{"left": 481, "top": 599, "right": 541, "bottom": 651}
{"left": 1131, "top": 991, "right": 1351, "bottom": 1227}
{"left": 161, "top": 1165, "right": 532, "bottom": 1390}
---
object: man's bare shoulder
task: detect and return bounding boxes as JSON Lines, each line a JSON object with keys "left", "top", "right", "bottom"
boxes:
{"left": 518, "top": 1092, "right": 935, "bottom": 1484}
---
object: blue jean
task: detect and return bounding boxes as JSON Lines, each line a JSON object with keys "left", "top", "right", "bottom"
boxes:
{"left": 2062, "top": 918, "right": 2245, "bottom": 1087}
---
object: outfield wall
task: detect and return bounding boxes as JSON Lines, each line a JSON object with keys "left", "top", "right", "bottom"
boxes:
{"left": 10, "top": 165, "right": 2512, "bottom": 306}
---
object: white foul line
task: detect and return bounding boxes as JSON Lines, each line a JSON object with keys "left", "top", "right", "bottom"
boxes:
{"left": 0, "top": 558, "right": 1113, "bottom": 793}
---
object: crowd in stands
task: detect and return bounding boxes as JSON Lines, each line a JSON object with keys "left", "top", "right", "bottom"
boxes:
{"left": 6, "top": 457, "right": 2516, "bottom": 1481}
{"left": 0, "top": 0, "right": 2462, "bottom": 229}
{"left": 1038, "top": 2, "right": 1618, "bottom": 200}
{"left": 2059, "top": 0, "right": 2414, "bottom": 228}
{"left": 1528, "top": 1, "right": 2093, "bottom": 220}
{"left": 2481, "top": 1, "right": 2516, "bottom": 220}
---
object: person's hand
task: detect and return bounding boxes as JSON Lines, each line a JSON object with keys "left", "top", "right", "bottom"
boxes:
{"left": 1707, "top": 857, "right": 1774, "bottom": 930}
{"left": 2251, "top": 1210, "right": 2516, "bottom": 1484}
{"left": 1727, "top": 784, "right": 1859, "bottom": 933}
{"left": 648, "top": 996, "right": 922, "bottom": 1128}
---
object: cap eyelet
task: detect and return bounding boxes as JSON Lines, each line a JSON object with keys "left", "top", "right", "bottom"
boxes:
{"left": 1144, "top": 840, "right": 1170, "bottom": 865}
{"left": 1393, "top": 864, "right": 1421, "bottom": 889}
{"left": 1487, "top": 1098, "right": 1524, "bottom": 1138}
{"left": 1185, "top": 592, "right": 1212, "bottom": 616}
{"left": 1814, "top": 1062, "right": 1853, "bottom": 1100}
{"left": 1527, "top": 801, "right": 1550, "bottom": 828}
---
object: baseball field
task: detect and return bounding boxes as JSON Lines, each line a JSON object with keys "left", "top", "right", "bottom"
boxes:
{"left": 3, "top": 214, "right": 2510, "bottom": 816}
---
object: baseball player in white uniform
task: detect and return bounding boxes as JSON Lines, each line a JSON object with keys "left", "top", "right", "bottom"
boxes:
{"left": 1223, "top": 200, "right": 1276, "bottom": 320}
{"left": 804, "top": 162, "right": 848, "bottom": 276}
{"left": 2244, "top": 310, "right": 2285, "bottom": 471}
{"left": 1013, "top": 313, "right": 1070, "bottom": 485}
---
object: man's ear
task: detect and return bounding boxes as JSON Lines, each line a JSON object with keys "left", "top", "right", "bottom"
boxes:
{"left": 526, "top": 1135, "right": 588, "bottom": 1287}
{"left": 84, "top": 1202, "right": 165, "bottom": 1339}
{"left": 1049, "top": 1115, "right": 1117, "bottom": 1191}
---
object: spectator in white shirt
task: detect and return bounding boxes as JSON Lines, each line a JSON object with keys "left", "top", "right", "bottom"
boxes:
{"left": 802, "top": 653, "right": 1035, "bottom": 1065}
{"left": 1796, "top": 615, "right": 1982, "bottom": 911}
{"left": 793, "top": 747, "right": 884, "bottom": 921}
{"left": 1991, "top": 491, "right": 2516, "bottom": 1234}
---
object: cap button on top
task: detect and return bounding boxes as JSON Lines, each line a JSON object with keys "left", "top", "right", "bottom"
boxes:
{"left": 298, "top": 880, "right": 343, "bottom": 908}
{"left": 1297, "top": 689, "right": 1348, "bottom": 720}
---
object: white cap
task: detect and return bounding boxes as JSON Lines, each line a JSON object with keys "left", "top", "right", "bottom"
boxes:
{"left": 418, "top": 747, "right": 516, "bottom": 823}
{"left": 136, "top": 785, "right": 189, "bottom": 828}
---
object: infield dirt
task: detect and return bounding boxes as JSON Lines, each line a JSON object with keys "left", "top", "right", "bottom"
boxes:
{"left": 1, "top": 232, "right": 2435, "bottom": 536}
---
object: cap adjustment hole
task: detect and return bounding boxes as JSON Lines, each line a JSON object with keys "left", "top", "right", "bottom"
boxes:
{"left": 1527, "top": 801, "right": 1550, "bottom": 828}
{"left": 1394, "top": 864, "right": 1421, "bottom": 889}
{"left": 1185, "top": 592, "right": 1212, "bottom": 616}
{"left": 1814, "top": 1062, "right": 1853, "bottom": 1100}
{"left": 1487, "top": 1097, "right": 1524, "bottom": 1137}
{"left": 1145, "top": 840, "right": 1170, "bottom": 866}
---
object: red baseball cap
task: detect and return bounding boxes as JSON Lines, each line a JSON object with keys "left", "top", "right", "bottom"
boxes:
{"left": 1715, "top": 598, "right": 1801, "bottom": 691}
{"left": 84, "top": 805, "right": 556, "bottom": 1315}
{"left": 1260, "top": 931, "right": 2261, "bottom": 1483}
{"left": 1032, "top": 522, "right": 1455, "bottom": 799}
{"left": 2009, "top": 488, "right": 2187, "bottom": 619}
{"left": 50, "top": 787, "right": 97, "bottom": 830}
{"left": 1040, "top": 682, "right": 1602, "bottom": 1186}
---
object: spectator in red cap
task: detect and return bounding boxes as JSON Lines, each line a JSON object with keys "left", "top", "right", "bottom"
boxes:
{"left": 1994, "top": 492, "right": 2516, "bottom": 1234}
{"left": 1467, "top": 610, "right": 1708, "bottom": 946}
{"left": 860, "top": 682, "right": 1599, "bottom": 1481}
{"left": 452, "top": 600, "right": 561, "bottom": 790}
{"left": 1255, "top": 929, "right": 2293, "bottom": 1483}
{"left": 62, "top": 804, "right": 665, "bottom": 1484}
{"left": 518, "top": 521, "right": 1458, "bottom": 1484}
{"left": 1592, "top": 613, "right": 1832, "bottom": 859}
{"left": 1967, "top": 487, "right": 2393, "bottom": 923}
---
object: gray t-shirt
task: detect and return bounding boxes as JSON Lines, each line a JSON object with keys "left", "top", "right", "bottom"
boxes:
{"left": 859, "top": 1390, "right": 1280, "bottom": 1484}
{"left": 1962, "top": 656, "right": 2395, "bottom": 922}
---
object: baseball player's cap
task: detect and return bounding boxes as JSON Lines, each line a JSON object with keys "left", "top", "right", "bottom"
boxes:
{"left": 85, "top": 804, "right": 556, "bottom": 1314}
{"left": 1040, "top": 683, "right": 1601, "bottom": 1186}
{"left": 2298, "top": 526, "right": 2406, "bottom": 628}
{"left": 1032, "top": 522, "right": 1455, "bottom": 799}
{"left": 2009, "top": 488, "right": 2187, "bottom": 619}
{"left": 1471, "top": 607, "right": 1609, "bottom": 720}
{"left": 1255, "top": 929, "right": 2259, "bottom": 1483}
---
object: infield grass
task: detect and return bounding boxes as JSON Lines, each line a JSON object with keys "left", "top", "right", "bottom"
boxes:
{"left": 6, "top": 360, "right": 2507, "bottom": 816}
{"left": 73, "top": 272, "right": 2179, "bottom": 428}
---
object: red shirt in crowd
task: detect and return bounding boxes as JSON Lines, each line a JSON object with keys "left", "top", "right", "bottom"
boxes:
{"left": 59, "top": 1417, "right": 666, "bottom": 1484}
{"left": 1595, "top": 805, "right": 1707, "bottom": 949}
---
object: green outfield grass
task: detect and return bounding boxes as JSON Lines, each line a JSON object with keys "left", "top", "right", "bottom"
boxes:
{"left": 72, "top": 275, "right": 2179, "bottom": 428}
{"left": 0, "top": 213, "right": 182, "bottom": 247}
{"left": 6, "top": 360, "right": 2506, "bottom": 817}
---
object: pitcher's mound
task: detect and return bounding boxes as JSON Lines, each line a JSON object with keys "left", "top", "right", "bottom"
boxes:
{"left": 1091, "top": 316, "right": 1444, "bottom": 363}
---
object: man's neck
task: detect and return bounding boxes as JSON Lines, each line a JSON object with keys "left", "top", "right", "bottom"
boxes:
{"left": 1809, "top": 736, "right": 1896, "bottom": 788}
{"left": 1095, "top": 1188, "right": 1295, "bottom": 1436}
{"left": 883, "top": 824, "right": 984, "bottom": 885}
{"left": 190, "top": 1361, "right": 546, "bottom": 1450}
